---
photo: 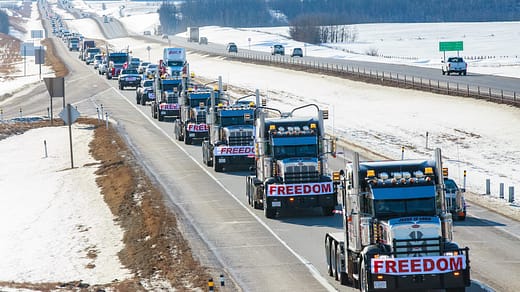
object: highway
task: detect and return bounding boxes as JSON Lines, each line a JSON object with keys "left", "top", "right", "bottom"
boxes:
{"left": 5, "top": 3, "right": 520, "bottom": 291}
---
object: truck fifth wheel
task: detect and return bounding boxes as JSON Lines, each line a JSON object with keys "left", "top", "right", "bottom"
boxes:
{"left": 325, "top": 148, "right": 470, "bottom": 292}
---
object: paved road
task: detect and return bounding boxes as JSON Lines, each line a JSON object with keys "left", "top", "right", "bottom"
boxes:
{"left": 5, "top": 7, "right": 520, "bottom": 291}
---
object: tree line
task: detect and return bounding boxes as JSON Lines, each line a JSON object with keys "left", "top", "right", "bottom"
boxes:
{"left": 0, "top": 10, "right": 9, "bottom": 34}
{"left": 158, "top": 0, "right": 520, "bottom": 36}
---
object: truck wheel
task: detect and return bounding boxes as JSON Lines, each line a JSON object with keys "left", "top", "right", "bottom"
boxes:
{"left": 214, "top": 159, "right": 222, "bottom": 172}
{"left": 336, "top": 244, "right": 349, "bottom": 285}
{"left": 140, "top": 95, "right": 146, "bottom": 106}
{"left": 463, "top": 70, "right": 467, "bottom": 76}
{"left": 442, "top": 70, "right": 446, "bottom": 75}
{"left": 158, "top": 112, "right": 164, "bottom": 121}
{"left": 184, "top": 134, "right": 191, "bottom": 145}
{"left": 447, "top": 71, "right": 451, "bottom": 76}
{"left": 360, "top": 261, "right": 369, "bottom": 292}
{"left": 119, "top": 84, "right": 124, "bottom": 90}
{"left": 322, "top": 206, "right": 334, "bottom": 216}
{"left": 264, "top": 196, "right": 276, "bottom": 218}
{"left": 325, "top": 238, "right": 333, "bottom": 277}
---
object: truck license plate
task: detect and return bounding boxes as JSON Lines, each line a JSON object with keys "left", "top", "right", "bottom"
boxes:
{"left": 161, "top": 111, "right": 166, "bottom": 115}
{"left": 189, "top": 133, "right": 195, "bottom": 137}
{"left": 373, "top": 281, "right": 387, "bottom": 289}
{"left": 218, "top": 158, "right": 226, "bottom": 163}
{"left": 272, "top": 201, "right": 281, "bottom": 207}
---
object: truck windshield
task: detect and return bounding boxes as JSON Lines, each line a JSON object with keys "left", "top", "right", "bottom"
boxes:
{"left": 110, "top": 55, "right": 128, "bottom": 64}
{"left": 167, "top": 61, "right": 184, "bottom": 67}
{"left": 375, "top": 198, "right": 436, "bottom": 219}
{"left": 273, "top": 144, "right": 317, "bottom": 159}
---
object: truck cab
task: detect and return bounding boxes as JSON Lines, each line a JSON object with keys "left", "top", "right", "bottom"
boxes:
{"left": 442, "top": 56, "right": 467, "bottom": 76}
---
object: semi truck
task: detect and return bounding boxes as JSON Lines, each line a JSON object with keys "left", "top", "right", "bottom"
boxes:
{"left": 187, "top": 27, "right": 199, "bottom": 42}
{"left": 174, "top": 88, "right": 211, "bottom": 145}
{"left": 325, "top": 148, "right": 470, "bottom": 292}
{"left": 106, "top": 51, "right": 129, "bottom": 79}
{"left": 202, "top": 81, "right": 259, "bottom": 172}
{"left": 245, "top": 104, "right": 337, "bottom": 218}
{"left": 160, "top": 47, "right": 186, "bottom": 78}
{"left": 151, "top": 76, "right": 183, "bottom": 121}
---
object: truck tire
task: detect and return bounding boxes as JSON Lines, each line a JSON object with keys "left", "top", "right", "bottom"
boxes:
{"left": 325, "top": 237, "right": 333, "bottom": 277}
{"left": 158, "top": 112, "right": 164, "bottom": 121}
{"left": 264, "top": 194, "right": 276, "bottom": 218}
{"left": 136, "top": 94, "right": 140, "bottom": 104}
{"left": 336, "top": 244, "right": 349, "bottom": 285}
{"left": 140, "top": 95, "right": 146, "bottom": 105}
{"left": 119, "top": 84, "right": 124, "bottom": 90}
{"left": 184, "top": 133, "right": 192, "bottom": 145}
{"left": 360, "top": 260, "right": 370, "bottom": 292}
{"left": 214, "top": 158, "right": 222, "bottom": 172}
{"left": 463, "top": 70, "right": 467, "bottom": 76}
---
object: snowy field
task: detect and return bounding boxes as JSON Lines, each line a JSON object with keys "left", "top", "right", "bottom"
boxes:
{"left": 1, "top": 1, "right": 520, "bottom": 285}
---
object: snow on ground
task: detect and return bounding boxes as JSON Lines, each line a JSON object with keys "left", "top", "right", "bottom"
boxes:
{"left": 1, "top": 2, "right": 520, "bottom": 284}
{"left": 1, "top": 1, "right": 54, "bottom": 97}
{"left": 0, "top": 124, "right": 131, "bottom": 283}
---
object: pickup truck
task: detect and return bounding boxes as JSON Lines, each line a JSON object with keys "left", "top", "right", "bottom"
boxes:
{"left": 118, "top": 69, "right": 141, "bottom": 90}
{"left": 442, "top": 56, "right": 467, "bottom": 75}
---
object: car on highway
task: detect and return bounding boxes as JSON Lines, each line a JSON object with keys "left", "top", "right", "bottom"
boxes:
{"left": 92, "top": 54, "right": 103, "bottom": 69}
{"left": 227, "top": 42, "right": 238, "bottom": 53}
{"left": 144, "top": 64, "right": 158, "bottom": 78}
{"left": 291, "top": 47, "right": 303, "bottom": 57}
{"left": 271, "top": 44, "right": 285, "bottom": 55}
{"left": 98, "top": 60, "right": 108, "bottom": 75}
{"left": 136, "top": 78, "right": 155, "bottom": 105}
{"left": 199, "top": 37, "right": 208, "bottom": 45}
{"left": 138, "top": 61, "right": 150, "bottom": 74}
{"left": 442, "top": 56, "right": 467, "bottom": 76}
{"left": 118, "top": 68, "right": 141, "bottom": 90}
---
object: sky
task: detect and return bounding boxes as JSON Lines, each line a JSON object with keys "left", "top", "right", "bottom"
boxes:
{"left": 1, "top": 0, "right": 520, "bottom": 286}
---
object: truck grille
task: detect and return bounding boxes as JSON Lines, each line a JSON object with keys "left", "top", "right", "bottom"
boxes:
{"left": 392, "top": 236, "right": 442, "bottom": 257}
{"left": 283, "top": 165, "right": 320, "bottom": 183}
{"left": 228, "top": 130, "right": 253, "bottom": 146}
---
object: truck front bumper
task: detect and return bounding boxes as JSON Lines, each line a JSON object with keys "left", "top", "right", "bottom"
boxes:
{"left": 369, "top": 270, "right": 470, "bottom": 291}
{"left": 265, "top": 194, "right": 336, "bottom": 209}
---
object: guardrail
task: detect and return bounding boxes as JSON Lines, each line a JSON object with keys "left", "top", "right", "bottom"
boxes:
{"left": 214, "top": 51, "right": 520, "bottom": 107}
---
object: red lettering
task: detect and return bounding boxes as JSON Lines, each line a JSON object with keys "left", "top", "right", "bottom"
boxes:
{"left": 295, "top": 185, "right": 302, "bottom": 194}
{"left": 423, "top": 258, "right": 435, "bottom": 272}
{"left": 437, "top": 258, "right": 448, "bottom": 271}
{"left": 398, "top": 259, "right": 409, "bottom": 273}
{"left": 386, "top": 260, "right": 397, "bottom": 273}
{"left": 233, "top": 148, "right": 239, "bottom": 154}
{"left": 277, "top": 185, "right": 285, "bottom": 195}
{"left": 304, "top": 185, "right": 311, "bottom": 193}
{"left": 268, "top": 185, "right": 276, "bottom": 195}
{"left": 287, "top": 185, "right": 294, "bottom": 195}
{"left": 313, "top": 184, "right": 320, "bottom": 193}
{"left": 449, "top": 256, "right": 463, "bottom": 271}
{"left": 239, "top": 147, "right": 245, "bottom": 154}
{"left": 322, "top": 183, "right": 331, "bottom": 193}
{"left": 373, "top": 260, "right": 384, "bottom": 274}
{"left": 410, "top": 259, "right": 421, "bottom": 272}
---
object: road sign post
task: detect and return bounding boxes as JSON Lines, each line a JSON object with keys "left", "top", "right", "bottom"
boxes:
{"left": 59, "top": 104, "right": 80, "bottom": 169}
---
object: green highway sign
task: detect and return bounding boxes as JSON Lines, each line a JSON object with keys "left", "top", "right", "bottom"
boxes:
{"left": 439, "top": 41, "right": 463, "bottom": 52}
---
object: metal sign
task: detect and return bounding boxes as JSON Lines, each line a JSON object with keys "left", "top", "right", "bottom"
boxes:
{"left": 439, "top": 41, "right": 463, "bottom": 52}
{"left": 31, "top": 29, "right": 44, "bottom": 39}
{"left": 44, "top": 77, "right": 65, "bottom": 97}
{"left": 35, "top": 46, "right": 45, "bottom": 64}
{"left": 59, "top": 105, "right": 80, "bottom": 125}
{"left": 20, "top": 42, "right": 35, "bottom": 56}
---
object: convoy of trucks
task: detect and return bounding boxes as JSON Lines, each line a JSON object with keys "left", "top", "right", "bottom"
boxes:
{"left": 245, "top": 104, "right": 337, "bottom": 218}
{"left": 325, "top": 148, "right": 470, "bottom": 291}
{"left": 68, "top": 30, "right": 473, "bottom": 290}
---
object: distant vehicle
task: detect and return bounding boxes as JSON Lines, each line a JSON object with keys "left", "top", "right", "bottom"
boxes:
{"left": 227, "top": 42, "right": 238, "bottom": 53}
{"left": 145, "top": 64, "right": 158, "bottom": 78}
{"left": 136, "top": 79, "right": 155, "bottom": 105}
{"left": 143, "top": 30, "right": 151, "bottom": 36}
{"left": 199, "top": 37, "right": 208, "bottom": 45}
{"left": 92, "top": 54, "right": 103, "bottom": 69}
{"left": 118, "top": 68, "right": 141, "bottom": 90}
{"left": 271, "top": 44, "right": 285, "bottom": 56}
{"left": 444, "top": 176, "right": 467, "bottom": 221}
{"left": 129, "top": 57, "right": 140, "bottom": 69}
{"left": 103, "top": 15, "right": 109, "bottom": 23}
{"left": 98, "top": 60, "right": 108, "bottom": 75}
{"left": 138, "top": 61, "right": 150, "bottom": 74}
{"left": 187, "top": 27, "right": 199, "bottom": 42}
{"left": 291, "top": 47, "right": 303, "bottom": 57}
{"left": 442, "top": 56, "right": 467, "bottom": 76}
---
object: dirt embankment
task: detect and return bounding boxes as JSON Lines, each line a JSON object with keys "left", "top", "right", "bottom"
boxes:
{"left": 0, "top": 118, "right": 214, "bottom": 291}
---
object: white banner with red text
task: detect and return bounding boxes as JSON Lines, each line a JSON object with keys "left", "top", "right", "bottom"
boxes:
{"left": 371, "top": 255, "right": 466, "bottom": 275}
{"left": 267, "top": 182, "right": 334, "bottom": 196}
